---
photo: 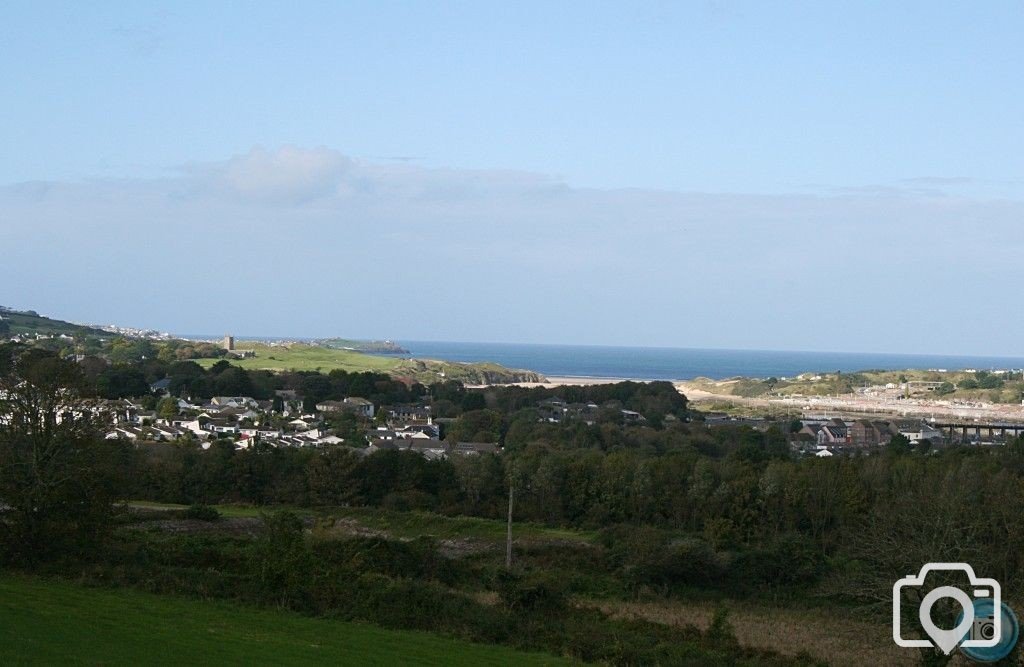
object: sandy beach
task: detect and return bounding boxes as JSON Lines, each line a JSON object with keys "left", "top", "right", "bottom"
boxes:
{"left": 676, "top": 380, "right": 1024, "bottom": 423}
{"left": 472, "top": 375, "right": 676, "bottom": 389}
{"left": 474, "top": 376, "right": 1024, "bottom": 425}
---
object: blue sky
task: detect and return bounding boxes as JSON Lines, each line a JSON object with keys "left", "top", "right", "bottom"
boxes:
{"left": 2, "top": 2, "right": 1023, "bottom": 355}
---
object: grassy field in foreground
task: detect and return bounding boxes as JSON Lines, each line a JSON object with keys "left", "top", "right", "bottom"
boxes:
{"left": 0, "top": 575, "right": 571, "bottom": 666}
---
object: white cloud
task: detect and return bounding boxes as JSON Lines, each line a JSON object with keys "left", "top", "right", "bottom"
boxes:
{"left": 202, "top": 145, "right": 353, "bottom": 204}
{"left": 2, "top": 147, "right": 1024, "bottom": 353}
{"left": 177, "top": 145, "right": 565, "bottom": 206}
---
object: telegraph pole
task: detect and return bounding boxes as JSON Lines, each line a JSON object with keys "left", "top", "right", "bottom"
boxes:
{"left": 505, "top": 481, "right": 514, "bottom": 569}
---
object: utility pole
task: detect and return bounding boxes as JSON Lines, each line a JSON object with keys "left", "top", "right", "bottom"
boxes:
{"left": 505, "top": 481, "right": 514, "bottom": 569}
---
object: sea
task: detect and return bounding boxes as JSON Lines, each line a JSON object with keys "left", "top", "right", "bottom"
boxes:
{"left": 386, "top": 341, "right": 1024, "bottom": 381}
{"left": 186, "top": 335, "right": 1024, "bottom": 381}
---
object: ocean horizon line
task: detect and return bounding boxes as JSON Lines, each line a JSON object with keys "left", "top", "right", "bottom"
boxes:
{"left": 176, "top": 334, "right": 1024, "bottom": 381}
{"left": 176, "top": 333, "right": 1024, "bottom": 363}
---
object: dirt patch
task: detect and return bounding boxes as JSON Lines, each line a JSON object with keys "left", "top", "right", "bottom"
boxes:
{"left": 588, "top": 598, "right": 917, "bottom": 667}
{"left": 315, "top": 518, "right": 497, "bottom": 558}
{"left": 437, "top": 538, "right": 498, "bottom": 558}
{"left": 126, "top": 517, "right": 264, "bottom": 538}
{"left": 313, "top": 517, "right": 390, "bottom": 540}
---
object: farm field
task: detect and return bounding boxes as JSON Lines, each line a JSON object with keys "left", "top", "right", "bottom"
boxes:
{"left": 196, "top": 343, "right": 404, "bottom": 373}
{"left": 0, "top": 574, "right": 571, "bottom": 666}
{"left": 194, "top": 342, "right": 542, "bottom": 384}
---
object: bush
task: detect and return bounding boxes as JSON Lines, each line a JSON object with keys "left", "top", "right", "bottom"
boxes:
{"left": 342, "top": 574, "right": 509, "bottom": 642}
{"left": 252, "top": 511, "right": 313, "bottom": 609}
{"left": 732, "top": 532, "right": 822, "bottom": 588}
{"left": 182, "top": 504, "right": 221, "bottom": 521}
{"left": 495, "top": 570, "right": 569, "bottom": 613}
{"left": 313, "top": 536, "right": 454, "bottom": 584}
{"left": 382, "top": 490, "right": 438, "bottom": 512}
{"left": 705, "top": 607, "right": 739, "bottom": 650}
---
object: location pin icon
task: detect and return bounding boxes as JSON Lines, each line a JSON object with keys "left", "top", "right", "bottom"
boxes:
{"left": 920, "top": 586, "right": 975, "bottom": 655}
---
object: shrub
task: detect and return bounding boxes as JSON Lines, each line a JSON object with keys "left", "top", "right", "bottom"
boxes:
{"left": 343, "top": 574, "right": 509, "bottom": 642}
{"left": 495, "top": 570, "right": 569, "bottom": 613}
{"left": 623, "top": 535, "right": 729, "bottom": 592}
{"left": 382, "top": 490, "right": 438, "bottom": 512}
{"left": 313, "top": 536, "right": 454, "bottom": 584}
{"left": 733, "top": 532, "right": 822, "bottom": 588}
{"left": 252, "top": 511, "right": 313, "bottom": 609}
{"left": 182, "top": 504, "right": 221, "bottom": 521}
{"left": 705, "top": 607, "right": 739, "bottom": 650}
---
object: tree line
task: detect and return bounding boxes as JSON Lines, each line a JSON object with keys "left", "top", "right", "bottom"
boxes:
{"left": 4, "top": 343, "right": 1024, "bottom": 618}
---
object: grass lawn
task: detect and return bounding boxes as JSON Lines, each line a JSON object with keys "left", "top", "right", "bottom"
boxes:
{"left": 125, "top": 500, "right": 268, "bottom": 518}
{"left": 195, "top": 343, "right": 403, "bottom": 373}
{"left": 191, "top": 342, "right": 539, "bottom": 383}
{"left": 0, "top": 574, "right": 572, "bottom": 666}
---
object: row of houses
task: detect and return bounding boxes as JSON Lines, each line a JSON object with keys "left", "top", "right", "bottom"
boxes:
{"left": 537, "top": 397, "right": 648, "bottom": 425}
{"left": 315, "top": 397, "right": 375, "bottom": 418}
{"left": 798, "top": 418, "right": 945, "bottom": 448}
{"left": 100, "top": 393, "right": 501, "bottom": 458}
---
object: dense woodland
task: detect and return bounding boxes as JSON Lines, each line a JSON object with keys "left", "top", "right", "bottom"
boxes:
{"left": 2, "top": 342, "right": 1023, "bottom": 664}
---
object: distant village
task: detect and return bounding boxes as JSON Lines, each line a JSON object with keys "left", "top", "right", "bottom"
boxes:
{"left": 704, "top": 412, "right": 1020, "bottom": 457}
{"left": 7, "top": 310, "right": 1023, "bottom": 459}
{"left": 97, "top": 385, "right": 668, "bottom": 454}
{"left": 101, "top": 388, "right": 501, "bottom": 458}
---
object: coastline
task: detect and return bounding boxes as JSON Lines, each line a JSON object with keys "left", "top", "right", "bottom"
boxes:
{"left": 470, "top": 375, "right": 677, "bottom": 389}
{"left": 676, "top": 380, "right": 1024, "bottom": 424}
{"left": 471, "top": 374, "right": 1024, "bottom": 425}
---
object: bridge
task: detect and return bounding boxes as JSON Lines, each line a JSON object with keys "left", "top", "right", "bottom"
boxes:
{"left": 931, "top": 422, "right": 1024, "bottom": 441}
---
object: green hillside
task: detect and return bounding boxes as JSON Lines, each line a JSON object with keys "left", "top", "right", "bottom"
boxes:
{"left": 319, "top": 338, "right": 410, "bottom": 353}
{"left": 197, "top": 342, "right": 545, "bottom": 384}
{"left": 687, "top": 366, "right": 1024, "bottom": 404}
{"left": 0, "top": 307, "right": 108, "bottom": 337}
{"left": 199, "top": 342, "right": 404, "bottom": 373}
{"left": 0, "top": 307, "right": 545, "bottom": 384}
{"left": 0, "top": 575, "right": 569, "bottom": 666}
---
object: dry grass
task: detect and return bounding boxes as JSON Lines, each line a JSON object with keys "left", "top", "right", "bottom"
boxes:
{"left": 587, "top": 598, "right": 918, "bottom": 667}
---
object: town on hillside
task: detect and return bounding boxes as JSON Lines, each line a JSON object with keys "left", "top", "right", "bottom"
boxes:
{"left": 101, "top": 389, "right": 500, "bottom": 457}
{"left": 703, "top": 412, "right": 1024, "bottom": 456}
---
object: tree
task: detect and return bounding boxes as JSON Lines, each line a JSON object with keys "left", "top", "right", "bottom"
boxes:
{"left": 330, "top": 411, "right": 362, "bottom": 442}
{"left": 446, "top": 409, "right": 505, "bottom": 444}
{"left": 157, "top": 396, "right": 179, "bottom": 420}
{"left": 253, "top": 511, "right": 312, "bottom": 607}
{"left": 976, "top": 371, "right": 1003, "bottom": 389}
{"left": 307, "top": 448, "right": 359, "bottom": 505}
{"left": 888, "top": 433, "right": 912, "bottom": 456}
{"left": 0, "top": 349, "right": 125, "bottom": 563}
